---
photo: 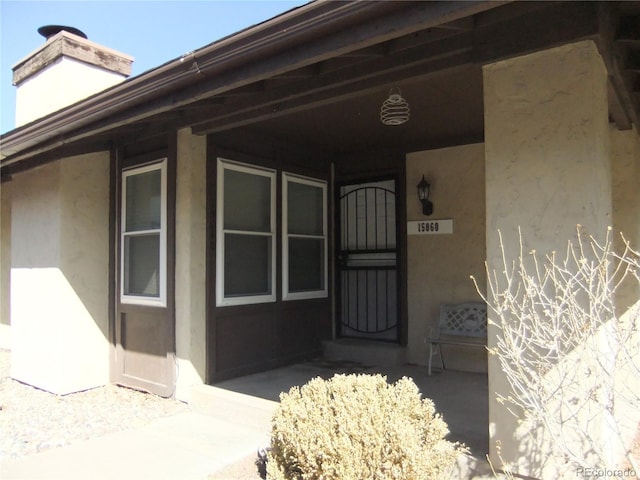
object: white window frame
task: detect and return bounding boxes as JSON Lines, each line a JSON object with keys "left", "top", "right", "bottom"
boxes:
{"left": 216, "top": 158, "right": 276, "bottom": 306}
{"left": 282, "top": 172, "right": 328, "bottom": 301}
{"left": 120, "top": 159, "right": 167, "bottom": 307}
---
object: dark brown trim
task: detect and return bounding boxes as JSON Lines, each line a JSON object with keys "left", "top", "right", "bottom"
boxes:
{"left": 166, "top": 132, "right": 178, "bottom": 357}
{"left": 205, "top": 135, "right": 217, "bottom": 384}
{"left": 397, "top": 161, "right": 408, "bottom": 347}
{"left": 108, "top": 144, "right": 117, "bottom": 384}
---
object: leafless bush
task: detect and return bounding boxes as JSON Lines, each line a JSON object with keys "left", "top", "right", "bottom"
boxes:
{"left": 473, "top": 226, "right": 640, "bottom": 473}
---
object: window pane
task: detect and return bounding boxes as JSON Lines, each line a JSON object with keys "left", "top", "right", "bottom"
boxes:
{"left": 224, "top": 233, "right": 272, "bottom": 296}
{"left": 289, "top": 237, "right": 324, "bottom": 292}
{"left": 124, "top": 234, "right": 160, "bottom": 297}
{"left": 288, "top": 181, "right": 323, "bottom": 235}
{"left": 224, "top": 169, "right": 271, "bottom": 232}
{"left": 126, "top": 169, "right": 161, "bottom": 231}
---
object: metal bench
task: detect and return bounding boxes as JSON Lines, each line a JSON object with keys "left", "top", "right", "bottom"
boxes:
{"left": 426, "top": 302, "right": 487, "bottom": 375}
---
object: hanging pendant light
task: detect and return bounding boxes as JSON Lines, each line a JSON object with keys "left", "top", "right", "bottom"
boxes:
{"left": 380, "top": 87, "right": 410, "bottom": 126}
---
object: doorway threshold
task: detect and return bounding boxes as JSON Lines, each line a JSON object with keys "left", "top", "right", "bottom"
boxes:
{"left": 323, "top": 338, "right": 407, "bottom": 367}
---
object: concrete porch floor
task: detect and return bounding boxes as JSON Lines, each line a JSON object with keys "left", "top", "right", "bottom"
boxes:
{"left": 209, "top": 359, "right": 491, "bottom": 477}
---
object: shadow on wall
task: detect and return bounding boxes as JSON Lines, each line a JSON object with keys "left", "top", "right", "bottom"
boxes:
{"left": 484, "top": 229, "right": 640, "bottom": 478}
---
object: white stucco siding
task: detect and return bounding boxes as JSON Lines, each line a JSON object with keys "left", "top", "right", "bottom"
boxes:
{"left": 10, "top": 153, "right": 110, "bottom": 395}
{"left": 405, "top": 143, "right": 486, "bottom": 371}
{"left": 174, "top": 128, "right": 207, "bottom": 402}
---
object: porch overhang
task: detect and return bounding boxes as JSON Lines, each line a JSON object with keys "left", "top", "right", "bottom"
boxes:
{"left": 1, "top": 1, "right": 638, "bottom": 179}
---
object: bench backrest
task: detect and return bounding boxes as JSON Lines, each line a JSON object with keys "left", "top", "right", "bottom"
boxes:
{"left": 439, "top": 302, "right": 487, "bottom": 339}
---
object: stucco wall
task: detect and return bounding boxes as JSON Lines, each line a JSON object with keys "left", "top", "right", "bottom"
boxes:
{"left": 10, "top": 153, "right": 110, "bottom": 395}
{"left": 484, "top": 40, "right": 613, "bottom": 477}
{"left": 1, "top": 182, "right": 12, "bottom": 349}
{"left": 174, "top": 128, "right": 207, "bottom": 402}
{"left": 611, "top": 124, "right": 640, "bottom": 265}
{"left": 405, "top": 144, "right": 486, "bottom": 370}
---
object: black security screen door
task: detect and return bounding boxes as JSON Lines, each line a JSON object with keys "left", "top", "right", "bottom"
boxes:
{"left": 337, "top": 179, "right": 399, "bottom": 342}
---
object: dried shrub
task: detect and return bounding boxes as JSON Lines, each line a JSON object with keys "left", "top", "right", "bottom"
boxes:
{"left": 473, "top": 227, "right": 640, "bottom": 473}
{"left": 266, "top": 374, "right": 463, "bottom": 480}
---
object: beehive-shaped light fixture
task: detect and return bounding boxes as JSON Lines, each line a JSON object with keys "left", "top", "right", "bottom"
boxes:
{"left": 380, "top": 87, "right": 410, "bottom": 126}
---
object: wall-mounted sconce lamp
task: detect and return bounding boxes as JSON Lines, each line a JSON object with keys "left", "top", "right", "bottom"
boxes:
{"left": 417, "top": 175, "right": 433, "bottom": 216}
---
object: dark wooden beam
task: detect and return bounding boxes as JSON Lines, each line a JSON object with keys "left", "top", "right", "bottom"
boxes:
{"left": 615, "top": 14, "right": 640, "bottom": 44}
{"left": 339, "top": 44, "right": 387, "bottom": 58}
{"left": 190, "top": 32, "right": 474, "bottom": 134}
{"left": 473, "top": 2, "right": 600, "bottom": 63}
{"left": 433, "top": 17, "right": 474, "bottom": 31}
{"left": 272, "top": 64, "right": 320, "bottom": 79}
{"left": 596, "top": 3, "right": 638, "bottom": 130}
{"left": 192, "top": 52, "right": 473, "bottom": 135}
{"left": 608, "top": 77, "right": 633, "bottom": 129}
{"left": 627, "top": 50, "right": 640, "bottom": 73}
{"left": 473, "top": 1, "right": 555, "bottom": 29}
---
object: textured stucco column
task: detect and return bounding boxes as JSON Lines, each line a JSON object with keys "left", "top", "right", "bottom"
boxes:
{"left": 483, "top": 41, "right": 612, "bottom": 477}
{"left": 10, "top": 153, "right": 110, "bottom": 395}
{"left": 174, "top": 128, "right": 207, "bottom": 402}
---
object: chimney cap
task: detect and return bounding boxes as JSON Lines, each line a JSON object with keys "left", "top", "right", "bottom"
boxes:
{"left": 38, "top": 25, "right": 87, "bottom": 40}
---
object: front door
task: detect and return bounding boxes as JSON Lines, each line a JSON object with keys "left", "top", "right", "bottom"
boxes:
{"left": 337, "top": 179, "right": 399, "bottom": 342}
{"left": 114, "top": 153, "right": 175, "bottom": 397}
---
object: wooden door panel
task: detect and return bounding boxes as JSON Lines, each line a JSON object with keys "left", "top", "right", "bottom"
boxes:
{"left": 118, "top": 310, "right": 174, "bottom": 393}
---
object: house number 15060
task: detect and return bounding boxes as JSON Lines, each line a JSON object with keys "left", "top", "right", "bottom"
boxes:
{"left": 407, "top": 219, "right": 453, "bottom": 235}
{"left": 418, "top": 221, "right": 439, "bottom": 233}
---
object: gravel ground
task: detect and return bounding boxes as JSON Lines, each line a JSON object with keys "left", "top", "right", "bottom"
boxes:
{"left": 0, "top": 349, "right": 187, "bottom": 460}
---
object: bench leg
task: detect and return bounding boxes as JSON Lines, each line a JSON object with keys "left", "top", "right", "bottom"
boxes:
{"left": 428, "top": 343, "right": 446, "bottom": 376}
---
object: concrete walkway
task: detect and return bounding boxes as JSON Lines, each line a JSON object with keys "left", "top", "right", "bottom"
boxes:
{"left": 1, "top": 363, "right": 492, "bottom": 480}
{"left": 0, "top": 409, "right": 271, "bottom": 480}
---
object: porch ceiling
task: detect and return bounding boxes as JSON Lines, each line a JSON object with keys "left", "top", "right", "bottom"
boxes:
{"left": 244, "top": 65, "right": 485, "bottom": 155}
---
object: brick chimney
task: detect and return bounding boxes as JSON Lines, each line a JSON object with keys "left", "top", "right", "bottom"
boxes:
{"left": 12, "top": 26, "right": 133, "bottom": 126}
